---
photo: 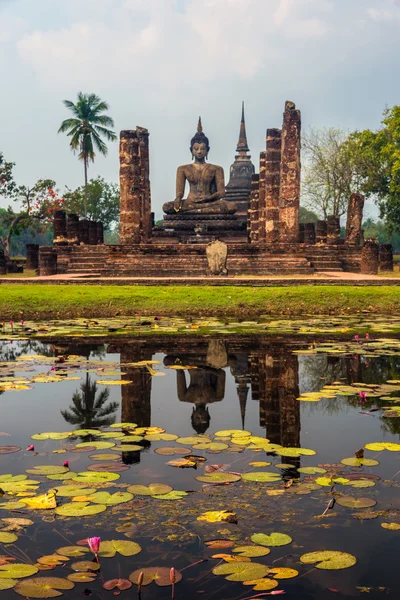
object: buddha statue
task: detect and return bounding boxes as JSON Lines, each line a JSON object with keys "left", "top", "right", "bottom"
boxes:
{"left": 163, "top": 118, "right": 236, "bottom": 215}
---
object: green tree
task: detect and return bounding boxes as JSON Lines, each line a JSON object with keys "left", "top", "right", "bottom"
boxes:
{"left": 61, "top": 374, "right": 118, "bottom": 429}
{"left": 63, "top": 177, "right": 119, "bottom": 230}
{"left": 0, "top": 152, "right": 16, "bottom": 199}
{"left": 346, "top": 106, "right": 400, "bottom": 234}
{"left": 58, "top": 93, "right": 117, "bottom": 217}
{"left": 302, "top": 128, "right": 364, "bottom": 218}
{"left": 299, "top": 206, "right": 319, "bottom": 224}
{"left": 0, "top": 179, "right": 62, "bottom": 261}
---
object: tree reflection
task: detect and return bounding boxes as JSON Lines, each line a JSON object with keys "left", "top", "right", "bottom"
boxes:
{"left": 61, "top": 374, "right": 118, "bottom": 428}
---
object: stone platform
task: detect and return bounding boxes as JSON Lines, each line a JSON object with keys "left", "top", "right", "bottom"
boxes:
{"left": 153, "top": 213, "right": 247, "bottom": 243}
{"left": 54, "top": 243, "right": 361, "bottom": 278}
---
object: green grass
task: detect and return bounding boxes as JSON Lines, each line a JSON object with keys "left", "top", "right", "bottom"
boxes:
{"left": 0, "top": 284, "right": 400, "bottom": 319}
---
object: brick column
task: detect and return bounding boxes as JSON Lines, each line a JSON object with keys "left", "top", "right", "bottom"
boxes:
{"left": 316, "top": 220, "right": 327, "bottom": 244}
{"left": 137, "top": 127, "right": 152, "bottom": 243}
{"left": 258, "top": 151, "right": 267, "bottom": 242}
{"left": 53, "top": 210, "right": 67, "bottom": 245}
{"left": 327, "top": 216, "right": 341, "bottom": 245}
{"left": 120, "top": 130, "right": 141, "bottom": 244}
{"left": 361, "top": 239, "right": 379, "bottom": 274}
{"left": 345, "top": 193, "right": 364, "bottom": 245}
{"left": 248, "top": 174, "right": 260, "bottom": 243}
{"left": 279, "top": 101, "right": 301, "bottom": 243}
{"left": 304, "top": 223, "right": 316, "bottom": 245}
{"left": 265, "top": 129, "right": 282, "bottom": 243}
{"left": 380, "top": 244, "right": 393, "bottom": 272}
{"left": 26, "top": 244, "right": 39, "bottom": 270}
{"left": 67, "top": 214, "right": 79, "bottom": 245}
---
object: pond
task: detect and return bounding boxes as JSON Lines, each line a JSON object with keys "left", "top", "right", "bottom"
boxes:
{"left": 0, "top": 327, "right": 399, "bottom": 599}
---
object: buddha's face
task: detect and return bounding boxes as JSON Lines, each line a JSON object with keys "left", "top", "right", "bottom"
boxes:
{"left": 191, "top": 142, "right": 209, "bottom": 160}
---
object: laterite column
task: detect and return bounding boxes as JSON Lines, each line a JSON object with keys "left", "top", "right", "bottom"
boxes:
{"left": 279, "top": 101, "right": 301, "bottom": 243}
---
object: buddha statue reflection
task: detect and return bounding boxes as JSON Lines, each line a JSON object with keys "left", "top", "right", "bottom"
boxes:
{"left": 163, "top": 118, "right": 236, "bottom": 215}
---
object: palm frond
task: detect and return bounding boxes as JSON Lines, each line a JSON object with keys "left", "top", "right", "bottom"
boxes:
{"left": 94, "top": 125, "right": 117, "bottom": 142}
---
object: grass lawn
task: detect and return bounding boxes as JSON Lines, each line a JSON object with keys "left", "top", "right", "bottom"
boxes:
{"left": 0, "top": 284, "right": 399, "bottom": 319}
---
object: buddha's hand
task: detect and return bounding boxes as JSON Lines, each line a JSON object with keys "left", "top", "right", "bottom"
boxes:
{"left": 173, "top": 198, "right": 183, "bottom": 212}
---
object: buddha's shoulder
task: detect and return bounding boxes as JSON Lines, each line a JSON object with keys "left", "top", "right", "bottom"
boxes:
{"left": 177, "top": 164, "right": 194, "bottom": 171}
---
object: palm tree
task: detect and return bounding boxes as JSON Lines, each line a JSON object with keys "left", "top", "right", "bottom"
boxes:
{"left": 61, "top": 374, "right": 118, "bottom": 429}
{"left": 58, "top": 92, "right": 117, "bottom": 217}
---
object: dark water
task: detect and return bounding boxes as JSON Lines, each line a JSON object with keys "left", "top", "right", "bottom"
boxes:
{"left": 0, "top": 336, "right": 399, "bottom": 599}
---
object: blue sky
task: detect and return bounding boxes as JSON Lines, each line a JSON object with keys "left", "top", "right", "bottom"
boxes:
{"left": 1, "top": 0, "right": 400, "bottom": 218}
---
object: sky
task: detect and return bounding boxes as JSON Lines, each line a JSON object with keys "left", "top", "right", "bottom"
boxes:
{"left": 1, "top": 0, "right": 400, "bottom": 219}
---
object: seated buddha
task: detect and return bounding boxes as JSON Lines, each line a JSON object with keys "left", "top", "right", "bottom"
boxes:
{"left": 163, "top": 118, "right": 236, "bottom": 215}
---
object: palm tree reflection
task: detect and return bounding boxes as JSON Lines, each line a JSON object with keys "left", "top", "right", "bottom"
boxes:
{"left": 61, "top": 374, "right": 118, "bottom": 428}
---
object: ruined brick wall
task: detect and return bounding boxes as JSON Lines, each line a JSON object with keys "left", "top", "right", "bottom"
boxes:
{"left": 265, "top": 129, "right": 282, "bottom": 243}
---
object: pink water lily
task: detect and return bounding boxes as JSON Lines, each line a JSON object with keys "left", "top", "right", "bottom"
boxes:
{"left": 26, "top": 445, "right": 34, "bottom": 451}
{"left": 87, "top": 536, "right": 101, "bottom": 556}
{"left": 63, "top": 460, "right": 69, "bottom": 468}
{"left": 359, "top": 391, "right": 367, "bottom": 403}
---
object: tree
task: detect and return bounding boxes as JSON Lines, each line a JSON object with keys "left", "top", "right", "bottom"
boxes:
{"left": 346, "top": 106, "right": 400, "bottom": 234}
{"left": 61, "top": 374, "right": 118, "bottom": 429}
{"left": 63, "top": 177, "right": 119, "bottom": 230}
{"left": 0, "top": 152, "right": 16, "bottom": 199}
{"left": 299, "top": 206, "right": 319, "bottom": 224}
{"left": 0, "top": 178, "right": 63, "bottom": 261}
{"left": 302, "top": 128, "right": 364, "bottom": 219}
{"left": 58, "top": 92, "right": 117, "bottom": 217}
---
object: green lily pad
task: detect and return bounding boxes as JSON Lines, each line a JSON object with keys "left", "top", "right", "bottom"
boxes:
{"left": 192, "top": 442, "right": 229, "bottom": 451}
{"left": 31, "top": 432, "right": 71, "bottom": 441}
{"left": 195, "top": 473, "right": 241, "bottom": 483}
{"left": 26, "top": 466, "right": 69, "bottom": 476}
{"left": 75, "top": 441, "right": 115, "bottom": 450}
{"left": 214, "top": 430, "right": 251, "bottom": 437}
{"left": 277, "top": 447, "right": 316, "bottom": 457}
{"left": 0, "top": 579, "right": 17, "bottom": 590}
{"left": 381, "top": 522, "right": 400, "bottom": 530}
{"left": 175, "top": 436, "right": 210, "bottom": 445}
{"left": 56, "top": 485, "right": 94, "bottom": 497}
{"left": 109, "top": 423, "right": 137, "bottom": 429}
{"left": 98, "top": 540, "right": 142, "bottom": 558}
{"left": 70, "top": 561, "right": 100, "bottom": 572}
{"left": 0, "top": 563, "right": 39, "bottom": 579}
{"left": 197, "top": 510, "right": 237, "bottom": 523}
{"left": 340, "top": 457, "right": 379, "bottom": 467}
{"left": 212, "top": 561, "right": 269, "bottom": 582}
{"left": 72, "top": 471, "right": 120, "bottom": 483}
{"left": 55, "top": 502, "right": 107, "bottom": 517}
{"left": 242, "top": 578, "right": 278, "bottom": 591}
{"left": 0, "top": 532, "right": 18, "bottom": 543}
{"left": 127, "top": 484, "right": 173, "bottom": 496}
{"left": 89, "top": 454, "right": 120, "bottom": 461}
{"left": 56, "top": 547, "right": 88, "bottom": 558}
{"left": 152, "top": 491, "right": 188, "bottom": 500}
{"left": 67, "top": 572, "right": 97, "bottom": 583}
{"left": 46, "top": 472, "right": 77, "bottom": 481}
{"left": 336, "top": 496, "right": 377, "bottom": 509}
{"left": 250, "top": 532, "right": 292, "bottom": 547}
{"left": 241, "top": 472, "right": 281, "bottom": 483}
{"left": 316, "top": 477, "right": 349, "bottom": 487}
{"left": 232, "top": 545, "right": 271, "bottom": 557}
{"left": 365, "top": 442, "right": 400, "bottom": 451}
{"left": 0, "top": 475, "right": 27, "bottom": 483}
{"left": 298, "top": 467, "right": 327, "bottom": 474}
{"left": 14, "top": 577, "right": 75, "bottom": 598}
{"left": 88, "top": 492, "right": 133, "bottom": 505}
{"left": 71, "top": 429, "right": 99, "bottom": 436}
{"left": 129, "top": 567, "right": 182, "bottom": 587}
{"left": 114, "top": 444, "right": 144, "bottom": 452}
{"left": 347, "top": 479, "right": 376, "bottom": 489}
{"left": 300, "top": 550, "right": 357, "bottom": 570}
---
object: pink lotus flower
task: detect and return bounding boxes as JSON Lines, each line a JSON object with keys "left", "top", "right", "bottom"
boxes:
{"left": 366, "top": 333, "right": 370, "bottom": 340}
{"left": 26, "top": 445, "right": 34, "bottom": 451}
{"left": 63, "top": 460, "right": 69, "bottom": 468}
{"left": 87, "top": 537, "right": 101, "bottom": 556}
{"left": 359, "top": 391, "right": 367, "bottom": 403}
{"left": 354, "top": 335, "right": 359, "bottom": 341}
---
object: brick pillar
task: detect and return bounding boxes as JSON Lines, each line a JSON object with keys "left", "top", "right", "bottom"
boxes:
{"left": 0, "top": 249, "right": 6, "bottom": 275}
{"left": 67, "top": 214, "right": 79, "bottom": 245}
{"left": 120, "top": 130, "right": 141, "bottom": 244}
{"left": 258, "top": 151, "right": 267, "bottom": 242}
{"left": 25, "top": 244, "right": 39, "bottom": 270}
{"left": 304, "top": 223, "right": 316, "bottom": 245}
{"left": 361, "top": 239, "right": 379, "bottom": 274}
{"left": 279, "top": 101, "right": 301, "bottom": 243}
{"left": 316, "top": 220, "right": 327, "bottom": 244}
{"left": 88, "top": 221, "right": 98, "bottom": 245}
{"left": 345, "top": 193, "right": 364, "bottom": 245}
{"left": 79, "top": 219, "right": 90, "bottom": 244}
{"left": 137, "top": 127, "right": 152, "bottom": 243}
{"left": 39, "top": 247, "right": 57, "bottom": 275}
{"left": 53, "top": 210, "right": 67, "bottom": 245}
{"left": 379, "top": 244, "right": 393, "bottom": 272}
{"left": 248, "top": 174, "right": 260, "bottom": 244}
{"left": 278, "top": 352, "right": 300, "bottom": 449}
{"left": 96, "top": 222, "right": 104, "bottom": 245}
{"left": 265, "top": 129, "right": 282, "bottom": 243}
{"left": 327, "top": 215, "right": 341, "bottom": 245}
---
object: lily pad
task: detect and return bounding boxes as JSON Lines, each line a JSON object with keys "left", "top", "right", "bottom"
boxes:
{"left": 277, "top": 447, "right": 316, "bottom": 457}
{"left": 127, "top": 484, "right": 173, "bottom": 496}
{"left": 298, "top": 467, "right": 327, "bottom": 474}
{"left": 365, "top": 442, "right": 400, "bottom": 451}
{"left": 241, "top": 472, "right": 281, "bottom": 483}
{"left": 31, "top": 432, "right": 71, "bottom": 441}
{"left": 197, "top": 510, "right": 237, "bottom": 523}
{"left": 89, "top": 454, "right": 120, "bottom": 461}
{"left": 212, "top": 561, "right": 269, "bottom": 582}
{"left": 269, "top": 567, "right": 299, "bottom": 579}
{"left": 129, "top": 567, "right": 182, "bottom": 587}
{"left": 152, "top": 491, "right": 188, "bottom": 500}
{"left": 56, "top": 547, "right": 88, "bottom": 558}
{"left": 26, "top": 466, "right": 68, "bottom": 476}
{"left": 70, "top": 561, "right": 100, "bottom": 572}
{"left": 0, "top": 579, "right": 17, "bottom": 590}
{"left": 250, "top": 532, "right": 292, "bottom": 547}
{"left": 75, "top": 441, "right": 115, "bottom": 450}
{"left": 72, "top": 471, "right": 120, "bottom": 483}
{"left": 55, "top": 502, "right": 107, "bottom": 517}
{"left": 0, "top": 563, "right": 39, "bottom": 579}
{"left": 300, "top": 550, "right": 357, "bottom": 570}
{"left": 175, "top": 436, "right": 210, "bottom": 445}
{"left": 249, "top": 462, "right": 272, "bottom": 467}
{"left": 154, "top": 447, "right": 191, "bottom": 456}
{"left": 341, "top": 457, "right": 379, "bottom": 467}
{"left": 98, "top": 540, "right": 142, "bottom": 558}
{"left": 0, "top": 446, "right": 21, "bottom": 454}
{"left": 336, "top": 496, "right": 377, "bottom": 509}
{"left": 88, "top": 492, "right": 133, "bottom": 505}
{"left": 0, "top": 532, "right": 18, "bottom": 543}
{"left": 14, "top": 577, "right": 75, "bottom": 598}
{"left": 56, "top": 486, "right": 94, "bottom": 497}
{"left": 67, "top": 572, "right": 97, "bottom": 583}
{"left": 103, "top": 578, "right": 132, "bottom": 591}
{"left": 214, "top": 430, "right": 251, "bottom": 437}
{"left": 243, "top": 578, "right": 278, "bottom": 591}
{"left": 381, "top": 522, "right": 400, "bottom": 530}
{"left": 232, "top": 546, "right": 271, "bottom": 557}
{"left": 195, "top": 473, "right": 241, "bottom": 483}
{"left": 114, "top": 444, "right": 144, "bottom": 452}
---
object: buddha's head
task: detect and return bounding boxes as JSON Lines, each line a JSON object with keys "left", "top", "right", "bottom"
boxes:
{"left": 191, "top": 404, "right": 210, "bottom": 434}
{"left": 190, "top": 117, "right": 210, "bottom": 160}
